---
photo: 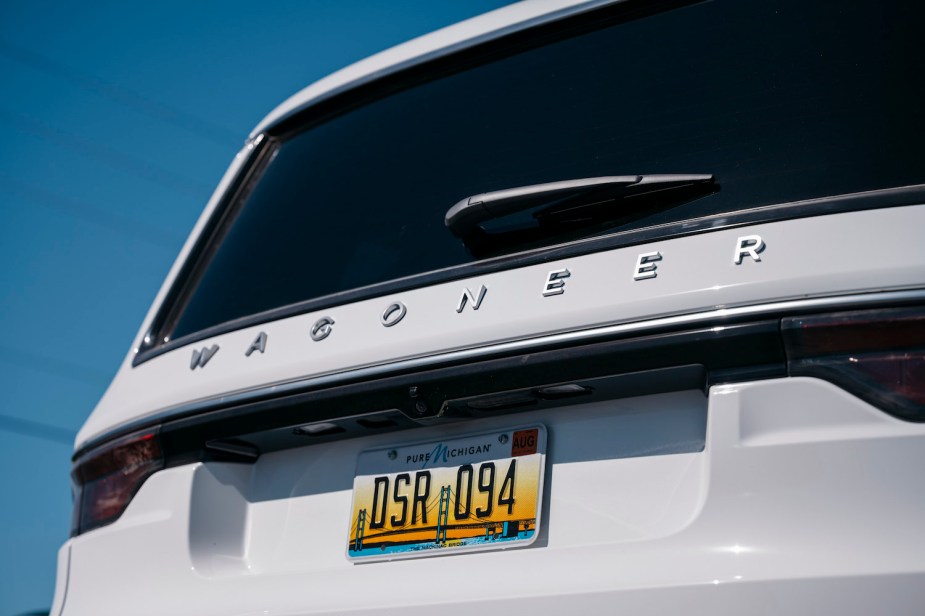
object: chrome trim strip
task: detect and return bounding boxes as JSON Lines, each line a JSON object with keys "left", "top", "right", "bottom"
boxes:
{"left": 94, "top": 289, "right": 925, "bottom": 451}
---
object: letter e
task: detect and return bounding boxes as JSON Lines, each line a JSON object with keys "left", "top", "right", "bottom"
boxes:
{"left": 633, "top": 251, "right": 662, "bottom": 281}
{"left": 542, "top": 269, "right": 571, "bottom": 297}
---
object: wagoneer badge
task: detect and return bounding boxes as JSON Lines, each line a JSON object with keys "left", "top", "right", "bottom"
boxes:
{"left": 188, "top": 235, "right": 765, "bottom": 370}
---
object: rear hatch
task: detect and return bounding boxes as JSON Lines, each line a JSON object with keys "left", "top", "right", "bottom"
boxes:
{"left": 59, "top": 0, "right": 925, "bottom": 615}
{"left": 67, "top": 0, "right": 925, "bottom": 598}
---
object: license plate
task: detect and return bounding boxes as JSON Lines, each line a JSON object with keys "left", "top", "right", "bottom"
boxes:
{"left": 347, "top": 425, "right": 546, "bottom": 561}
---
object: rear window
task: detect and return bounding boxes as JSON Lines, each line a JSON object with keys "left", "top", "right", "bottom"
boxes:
{"left": 169, "top": 0, "right": 925, "bottom": 341}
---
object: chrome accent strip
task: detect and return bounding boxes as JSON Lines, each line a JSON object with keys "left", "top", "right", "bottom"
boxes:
{"left": 95, "top": 289, "right": 925, "bottom": 444}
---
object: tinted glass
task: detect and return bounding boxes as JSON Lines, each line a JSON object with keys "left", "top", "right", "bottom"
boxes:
{"left": 173, "top": 0, "right": 925, "bottom": 338}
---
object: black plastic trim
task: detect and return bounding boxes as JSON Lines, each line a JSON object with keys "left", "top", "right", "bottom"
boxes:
{"left": 90, "top": 295, "right": 925, "bottom": 468}
{"left": 134, "top": 135, "right": 276, "bottom": 359}
{"left": 85, "top": 319, "right": 786, "bottom": 464}
{"left": 88, "top": 291, "right": 925, "bottom": 463}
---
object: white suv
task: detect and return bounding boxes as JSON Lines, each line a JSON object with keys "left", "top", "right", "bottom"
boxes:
{"left": 53, "top": 0, "right": 925, "bottom": 614}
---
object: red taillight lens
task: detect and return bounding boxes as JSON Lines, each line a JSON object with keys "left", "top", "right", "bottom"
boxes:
{"left": 71, "top": 428, "right": 164, "bottom": 536}
{"left": 783, "top": 307, "right": 925, "bottom": 421}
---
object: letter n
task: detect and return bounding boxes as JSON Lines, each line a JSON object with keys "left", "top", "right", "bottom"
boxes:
{"left": 456, "top": 285, "right": 488, "bottom": 313}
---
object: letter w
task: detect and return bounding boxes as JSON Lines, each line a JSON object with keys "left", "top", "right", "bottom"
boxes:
{"left": 190, "top": 345, "right": 219, "bottom": 370}
{"left": 456, "top": 285, "right": 488, "bottom": 313}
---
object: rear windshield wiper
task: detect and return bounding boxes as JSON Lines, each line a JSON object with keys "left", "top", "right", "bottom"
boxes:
{"left": 445, "top": 174, "right": 716, "bottom": 259}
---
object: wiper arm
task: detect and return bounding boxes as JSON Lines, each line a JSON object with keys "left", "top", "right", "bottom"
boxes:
{"left": 445, "top": 174, "right": 716, "bottom": 258}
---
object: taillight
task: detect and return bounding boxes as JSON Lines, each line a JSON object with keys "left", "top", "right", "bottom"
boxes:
{"left": 782, "top": 306, "right": 925, "bottom": 421}
{"left": 71, "top": 428, "right": 164, "bottom": 536}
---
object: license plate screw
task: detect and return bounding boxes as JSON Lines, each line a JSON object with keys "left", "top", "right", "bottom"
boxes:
{"left": 387, "top": 449, "right": 397, "bottom": 460}
{"left": 498, "top": 434, "right": 509, "bottom": 444}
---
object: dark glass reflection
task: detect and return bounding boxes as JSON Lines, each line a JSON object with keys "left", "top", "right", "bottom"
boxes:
{"left": 173, "top": 0, "right": 925, "bottom": 338}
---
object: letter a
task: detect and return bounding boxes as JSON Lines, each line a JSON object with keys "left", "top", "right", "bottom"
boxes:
{"left": 245, "top": 331, "right": 267, "bottom": 356}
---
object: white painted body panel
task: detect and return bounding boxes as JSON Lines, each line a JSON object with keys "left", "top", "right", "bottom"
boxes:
{"left": 60, "top": 379, "right": 925, "bottom": 615}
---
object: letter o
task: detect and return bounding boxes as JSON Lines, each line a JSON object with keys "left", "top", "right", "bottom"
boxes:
{"left": 381, "top": 302, "right": 407, "bottom": 327}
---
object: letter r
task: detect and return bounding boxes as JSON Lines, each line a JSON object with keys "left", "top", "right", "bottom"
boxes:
{"left": 733, "top": 235, "right": 765, "bottom": 264}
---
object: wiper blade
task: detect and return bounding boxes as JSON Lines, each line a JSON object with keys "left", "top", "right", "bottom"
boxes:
{"left": 445, "top": 174, "right": 716, "bottom": 258}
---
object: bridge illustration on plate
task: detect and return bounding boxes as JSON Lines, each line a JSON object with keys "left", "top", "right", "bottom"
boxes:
{"left": 349, "top": 483, "right": 535, "bottom": 556}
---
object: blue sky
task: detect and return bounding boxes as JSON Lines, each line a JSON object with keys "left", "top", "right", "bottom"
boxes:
{"left": 0, "top": 1, "right": 511, "bottom": 612}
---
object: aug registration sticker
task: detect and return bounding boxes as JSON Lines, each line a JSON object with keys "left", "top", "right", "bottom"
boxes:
{"left": 346, "top": 425, "right": 546, "bottom": 561}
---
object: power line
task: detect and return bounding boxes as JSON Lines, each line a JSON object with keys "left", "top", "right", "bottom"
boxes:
{"left": 1, "top": 173, "right": 185, "bottom": 250}
{"left": 0, "top": 107, "right": 211, "bottom": 199}
{"left": 0, "top": 344, "right": 111, "bottom": 386}
{"left": 0, "top": 413, "right": 76, "bottom": 445}
{"left": 0, "top": 39, "right": 241, "bottom": 149}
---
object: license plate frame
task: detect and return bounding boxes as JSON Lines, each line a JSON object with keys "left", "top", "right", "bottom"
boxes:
{"left": 346, "top": 425, "right": 547, "bottom": 562}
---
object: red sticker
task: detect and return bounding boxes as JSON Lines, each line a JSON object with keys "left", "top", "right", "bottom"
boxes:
{"left": 511, "top": 428, "right": 538, "bottom": 457}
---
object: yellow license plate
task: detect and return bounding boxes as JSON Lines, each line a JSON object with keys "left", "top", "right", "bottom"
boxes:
{"left": 347, "top": 425, "right": 546, "bottom": 561}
